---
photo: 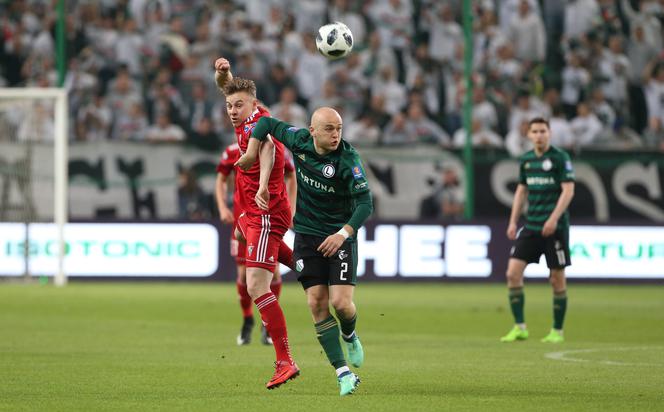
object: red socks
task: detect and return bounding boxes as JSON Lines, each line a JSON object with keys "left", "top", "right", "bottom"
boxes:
{"left": 254, "top": 292, "right": 292, "bottom": 363}
{"left": 236, "top": 282, "right": 253, "bottom": 318}
{"left": 277, "top": 241, "right": 294, "bottom": 271}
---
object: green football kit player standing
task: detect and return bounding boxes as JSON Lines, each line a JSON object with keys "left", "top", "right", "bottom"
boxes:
{"left": 236, "top": 107, "right": 373, "bottom": 396}
{"left": 501, "top": 117, "right": 575, "bottom": 344}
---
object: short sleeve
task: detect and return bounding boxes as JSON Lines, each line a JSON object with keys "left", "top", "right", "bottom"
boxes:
{"left": 558, "top": 152, "right": 575, "bottom": 182}
{"left": 518, "top": 159, "right": 526, "bottom": 185}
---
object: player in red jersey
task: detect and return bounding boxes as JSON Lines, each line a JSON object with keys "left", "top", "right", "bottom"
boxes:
{"left": 214, "top": 56, "right": 299, "bottom": 389}
{"left": 215, "top": 143, "right": 296, "bottom": 346}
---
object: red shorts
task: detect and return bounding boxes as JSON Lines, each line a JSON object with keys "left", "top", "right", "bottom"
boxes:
{"left": 236, "top": 208, "right": 290, "bottom": 271}
{"left": 230, "top": 227, "right": 246, "bottom": 265}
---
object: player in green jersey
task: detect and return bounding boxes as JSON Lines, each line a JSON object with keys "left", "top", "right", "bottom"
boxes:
{"left": 501, "top": 117, "right": 575, "bottom": 344}
{"left": 236, "top": 107, "right": 373, "bottom": 396}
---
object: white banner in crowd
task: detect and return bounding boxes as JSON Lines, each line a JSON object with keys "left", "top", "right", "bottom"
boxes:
{"left": 0, "top": 223, "right": 661, "bottom": 279}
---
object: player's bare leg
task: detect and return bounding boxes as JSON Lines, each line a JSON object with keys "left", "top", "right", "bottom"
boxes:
{"left": 501, "top": 258, "right": 529, "bottom": 342}
{"left": 308, "top": 285, "right": 360, "bottom": 396}
{"left": 247, "top": 267, "right": 299, "bottom": 389}
{"left": 542, "top": 268, "right": 567, "bottom": 343}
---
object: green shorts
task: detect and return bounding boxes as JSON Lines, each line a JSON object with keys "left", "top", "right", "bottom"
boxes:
{"left": 293, "top": 232, "right": 358, "bottom": 290}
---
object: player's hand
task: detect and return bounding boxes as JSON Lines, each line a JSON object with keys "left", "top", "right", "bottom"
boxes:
{"left": 214, "top": 57, "right": 230, "bottom": 74}
{"left": 235, "top": 153, "right": 257, "bottom": 171}
{"left": 317, "top": 234, "right": 345, "bottom": 258}
{"left": 255, "top": 186, "right": 269, "bottom": 210}
{"left": 506, "top": 222, "right": 517, "bottom": 240}
{"left": 541, "top": 218, "right": 557, "bottom": 237}
{"left": 219, "top": 207, "right": 234, "bottom": 224}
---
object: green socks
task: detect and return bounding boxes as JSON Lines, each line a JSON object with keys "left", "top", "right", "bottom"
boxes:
{"left": 509, "top": 287, "right": 525, "bottom": 324}
{"left": 553, "top": 290, "right": 567, "bottom": 330}
{"left": 337, "top": 312, "right": 357, "bottom": 342}
{"left": 315, "top": 315, "right": 346, "bottom": 369}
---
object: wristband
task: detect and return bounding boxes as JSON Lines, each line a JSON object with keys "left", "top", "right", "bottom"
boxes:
{"left": 336, "top": 227, "right": 350, "bottom": 239}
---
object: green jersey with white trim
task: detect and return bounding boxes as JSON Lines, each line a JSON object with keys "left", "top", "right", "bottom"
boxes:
{"left": 250, "top": 117, "right": 372, "bottom": 238}
{"left": 518, "top": 145, "right": 575, "bottom": 232}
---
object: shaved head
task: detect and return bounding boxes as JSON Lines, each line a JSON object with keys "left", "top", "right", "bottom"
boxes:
{"left": 311, "top": 107, "right": 342, "bottom": 127}
{"left": 309, "top": 107, "right": 343, "bottom": 155}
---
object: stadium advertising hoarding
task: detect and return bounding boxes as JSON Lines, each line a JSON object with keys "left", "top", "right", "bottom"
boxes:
{"left": 0, "top": 223, "right": 218, "bottom": 277}
{"left": 0, "top": 222, "right": 662, "bottom": 281}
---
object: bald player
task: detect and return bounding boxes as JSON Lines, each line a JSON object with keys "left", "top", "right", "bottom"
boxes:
{"left": 236, "top": 107, "right": 373, "bottom": 396}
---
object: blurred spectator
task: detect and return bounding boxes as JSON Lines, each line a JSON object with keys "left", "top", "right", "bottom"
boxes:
{"left": 185, "top": 81, "right": 214, "bottom": 133}
{"left": 472, "top": 88, "right": 498, "bottom": 132}
{"left": 507, "top": 0, "right": 546, "bottom": 64}
{"left": 344, "top": 114, "right": 381, "bottom": 147}
{"left": 115, "top": 19, "right": 145, "bottom": 77}
{"left": 590, "top": 88, "right": 616, "bottom": 134}
{"left": 597, "top": 35, "right": 630, "bottom": 111}
{"left": 328, "top": 0, "right": 367, "bottom": 47}
{"left": 405, "top": 102, "right": 451, "bottom": 146}
{"left": 146, "top": 113, "right": 185, "bottom": 142}
{"left": 505, "top": 120, "right": 532, "bottom": 157}
{"left": 549, "top": 105, "right": 575, "bottom": 149}
{"left": 308, "top": 80, "right": 342, "bottom": 116}
{"left": 620, "top": 0, "right": 662, "bottom": 51}
{"left": 560, "top": 52, "right": 591, "bottom": 117}
{"left": 644, "top": 62, "right": 664, "bottom": 149}
{"left": 499, "top": 0, "right": 541, "bottom": 30}
{"left": 294, "top": 33, "right": 328, "bottom": 105}
{"left": 270, "top": 86, "right": 308, "bottom": 128}
{"left": 425, "top": 4, "right": 462, "bottom": 66}
{"left": 382, "top": 112, "right": 410, "bottom": 145}
{"left": 187, "top": 117, "right": 221, "bottom": 152}
{"left": 260, "top": 63, "right": 295, "bottom": 107}
{"left": 563, "top": 0, "right": 600, "bottom": 41}
{"left": 369, "top": 0, "right": 413, "bottom": 83}
{"left": 177, "top": 168, "right": 211, "bottom": 220}
{"left": 570, "top": 101, "right": 602, "bottom": 148}
{"left": 77, "top": 93, "right": 112, "bottom": 141}
{"left": 419, "top": 167, "right": 465, "bottom": 220}
{"left": 114, "top": 101, "right": 148, "bottom": 141}
{"left": 509, "top": 92, "right": 545, "bottom": 132}
{"left": 453, "top": 119, "right": 503, "bottom": 148}
{"left": 371, "top": 66, "right": 407, "bottom": 116}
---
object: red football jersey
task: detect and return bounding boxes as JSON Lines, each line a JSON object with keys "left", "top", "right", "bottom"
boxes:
{"left": 216, "top": 143, "right": 243, "bottom": 216}
{"left": 235, "top": 106, "right": 290, "bottom": 217}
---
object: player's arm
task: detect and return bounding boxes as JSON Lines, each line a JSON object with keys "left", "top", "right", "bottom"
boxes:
{"left": 284, "top": 168, "right": 297, "bottom": 222}
{"left": 542, "top": 182, "right": 575, "bottom": 237}
{"left": 214, "top": 57, "right": 233, "bottom": 92}
{"left": 235, "top": 117, "right": 297, "bottom": 170}
{"left": 215, "top": 172, "right": 234, "bottom": 224}
{"left": 318, "top": 191, "right": 373, "bottom": 258}
{"left": 507, "top": 183, "right": 528, "bottom": 240}
{"left": 255, "top": 138, "right": 275, "bottom": 211}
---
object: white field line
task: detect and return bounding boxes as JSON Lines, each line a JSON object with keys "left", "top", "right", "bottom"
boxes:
{"left": 545, "top": 346, "right": 664, "bottom": 366}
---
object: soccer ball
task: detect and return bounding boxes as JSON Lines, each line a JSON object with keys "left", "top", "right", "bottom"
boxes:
{"left": 315, "top": 22, "right": 353, "bottom": 60}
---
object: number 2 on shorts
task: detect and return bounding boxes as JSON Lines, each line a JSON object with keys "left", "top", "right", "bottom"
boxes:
{"left": 340, "top": 262, "right": 348, "bottom": 281}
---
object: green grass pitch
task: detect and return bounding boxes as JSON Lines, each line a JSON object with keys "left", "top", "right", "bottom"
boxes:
{"left": 1, "top": 282, "right": 663, "bottom": 411}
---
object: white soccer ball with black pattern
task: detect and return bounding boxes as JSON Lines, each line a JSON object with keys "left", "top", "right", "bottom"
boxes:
{"left": 315, "top": 22, "right": 353, "bottom": 60}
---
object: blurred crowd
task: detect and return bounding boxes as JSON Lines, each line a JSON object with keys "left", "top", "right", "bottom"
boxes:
{"left": 1, "top": 0, "right": 664, "bottom": 154}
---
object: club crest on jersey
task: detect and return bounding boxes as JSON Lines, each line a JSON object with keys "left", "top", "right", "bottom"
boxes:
{"left": 296, "top": 259, "right": 304, "bottom": 272}
{"left": 352, "top": 165, "right": 364, "bottom": 180}
{"left": 248, "top": 245, "right": 254, "bottom": 256}
{"left": 542, "top": 158, "right": 553, "bottom": 171}
{"left": 322, "top": 164, "right": 336, "bottom": 178}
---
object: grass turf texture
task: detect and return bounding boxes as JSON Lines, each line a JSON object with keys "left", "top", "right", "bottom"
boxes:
{"left": 1, "top": 283, "right": 663, "bottom": 411}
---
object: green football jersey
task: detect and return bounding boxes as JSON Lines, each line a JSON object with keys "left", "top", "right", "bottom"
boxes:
{"left": 518, "top": 145, "right": 575, "bottom": 232}
{"left": 251, "top": 117, "right": 372, "bottom": 238}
